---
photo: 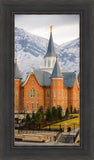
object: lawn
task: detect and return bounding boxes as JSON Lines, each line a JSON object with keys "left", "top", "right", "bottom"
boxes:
{"left": 44, "top": 115, "right": 80, "bottom": 131}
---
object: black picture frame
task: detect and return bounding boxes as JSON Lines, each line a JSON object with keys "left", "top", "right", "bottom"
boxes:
{"left": 0, "top": 0, "right": 94, "bottom": 160}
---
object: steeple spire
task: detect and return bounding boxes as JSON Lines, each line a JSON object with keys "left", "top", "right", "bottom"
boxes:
{"left": 44, "top": 26, "right": 57, "bottom": 57}
{"left": 51, "top": 57, "right": 63, "bottom": 78}
{"left": 50, "top": 25, "right": 53, "bottom": 33}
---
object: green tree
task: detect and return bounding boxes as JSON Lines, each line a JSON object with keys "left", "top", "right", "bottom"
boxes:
{"left": 32, "top": 111, "right": 35, "bottom": 120}
{"left": 35, "top": 111, "right": 42, "bottom": 124}
{"left": 38, "top": 106, "right": 44, "bottom": 120}
{"left": 74, "top": 107, "right": 77, "bottom": 113}
{"left": 25, "top": 113, "right": 31, "bottom": 125}
{"left": 46, "top": 107, "right": 52, "bottom": 122}
{"left": 70, "top": 105, "right": 73, "bottom": 114}
{"left": 57, "top": 106, "right": 62, "bottom": 120}
{"left": 52, "top": 107, "right": 58, "bottom": 121}
{"left": 65, "top": 107, "right": 69, "bottom": 118}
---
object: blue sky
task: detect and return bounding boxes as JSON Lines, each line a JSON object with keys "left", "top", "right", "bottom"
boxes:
{"left": 15, "top": 14, "right": 80, "bottom": 45}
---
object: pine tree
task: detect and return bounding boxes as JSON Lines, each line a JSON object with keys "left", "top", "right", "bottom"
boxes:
{"left": 35, "top": 111, "right": 42, "bottom": 124}
{"left": 70, "top": 105, "right": 73, "bottom": 114}
{"left": 46, "top": 107, "right": 52, "bottom": 122}
{"left": 65, "top": 107, "right": 69, "bottom": 118}
{"left": 57, "top": 105, "right": 62, "bottom": 120}
{"left": 74, "top": 107, "right": 77, "bottom": 113}
{"left": 38, "top": 106, "right": 44, "bottom": 120}
{"left": 25, "top": 113, "right": 31, "bottom": 125}
{"left": 32, "top": 111, "right": 35, "bottom": 120}
{"left": 52, "top": 107, "right": 58, "bottom": 121}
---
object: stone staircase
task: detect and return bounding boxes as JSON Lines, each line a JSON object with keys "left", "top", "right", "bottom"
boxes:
{"left": 58, "top": 134, "right": 75, "bottom": 143}
{"left": 58, "top": 129, "right": 80, "bottom": 144}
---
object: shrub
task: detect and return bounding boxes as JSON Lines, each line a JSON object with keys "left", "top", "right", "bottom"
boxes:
{"left": 35, "top": 111, "right": 42, "bottom": 124}
{"left": 74, "top": 108, "right": 77, "bottom": 113}
{"left": 70, "top": 105, "right": 73, "bottom": 114}
{"left": 65, "top": 107, "right": 70, "bottom": 118}
{"left": 25, "top": 113, "right": 31, "bottom": 125}
{"left": 46, "top": 107, "right": 52, "bottom": 122}
{"left": 57, "top": 105, "right": 62, "bottom": 120}
{"left": 52, "top": 107, "right": 58, "bottom": 121}
{"left": 38, "top": 106, "right": 44, "bottom": 120}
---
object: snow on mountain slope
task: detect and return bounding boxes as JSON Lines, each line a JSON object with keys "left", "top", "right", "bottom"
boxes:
{"left": 15, "top": 27, "right": 79, "bottom": 77}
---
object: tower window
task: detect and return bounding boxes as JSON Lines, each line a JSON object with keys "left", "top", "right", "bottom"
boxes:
{"left": 54, "top": 80, "right": 56, "bottom": 85}
{"left": 27, "top": 91, "right": 28, "bottom": 97}
{"left": 54, "top": 102, "right": 56, "bottom": 107}
{"left": 54, "top": 90, "right": 56, "bottom": 97}
{"left": 16, "top": 81, "right": 18, "bottom": 86}
{"left": 48, "top": 60, "right": 50, "bottom": 67}
{"left": 47, "top": 90, "right": 50, "bottom": 97}
{"left": 58, "top": 90, "right": 60, "bottom": 98}
{"left": 16, "top": 91, "right": 18, "bottom": 97}
{"left": 59, "top": 81, "right": 60, "bottom": 86}
{"left": 47, "top": 102, "right": 49, "bottom": 108}
{"left": 63, "top": 91, "right": 64, "bottom": 97}
{"left": 66, "top": 91, "right": 67, "bottom": 97}
{"left": 30, "top": 88, "right": 35, "bottom": 97}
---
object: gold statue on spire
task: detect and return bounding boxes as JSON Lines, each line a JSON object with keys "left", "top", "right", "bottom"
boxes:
{"left": 50, "top": 25, "right": 53, "bottom": 33}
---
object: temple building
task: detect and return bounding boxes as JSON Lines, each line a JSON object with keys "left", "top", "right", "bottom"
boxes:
{"left": 14, "top": 26, "right": 79, "bottom": 114}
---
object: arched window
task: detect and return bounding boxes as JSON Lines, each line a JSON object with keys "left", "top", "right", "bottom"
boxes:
{"left": 48, "top": 60, "right": 50, "bottom": 67}
{"left": 54, "top": 90, "right": 56, "bottom": 97}
{"left": 16, "top": 91, "right": 18, "bottom": 97}
{"left": 54, "top": 80, "right": 56, "bottom": 85}
{"left": 16, "top": 81, "right": 18, "bottom": 86}
{"left": 47, "top": 102, "right": 49, "bottom": 108}
{"left": 63, "top": 91, "right": 64, "bottom": 97}
{"left": 54, "top": 102, "right": 56, "bottom": 107}
{"left": 30, "top": 88, "right": 35, "bottom": 97}
{"left": 53, "top": 60, "right": 55, "bottom": 67}
{"left": 47, "top": 90, "right": 50, "bottom": 97}
{"left": 58, "top": 90, "right": 60, "bottom": 98}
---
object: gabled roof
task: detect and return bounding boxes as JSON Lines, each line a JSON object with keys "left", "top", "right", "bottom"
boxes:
{"left": 51, "top": 58, "right": 63, "bottom": 78}
{"left": 63, "top": 72, "right": 76, "bottom": 87}
{"left": 21, "top": 70, "right": 78, "bottom": 88}
{"left": 21, "top": 70, "right": 51, "bottom": 87}
{"left": 44, "top": 33, "right": 57, "bottom": 57}
{"left": 14, "top": 62, "right": 21, "bottom": 79}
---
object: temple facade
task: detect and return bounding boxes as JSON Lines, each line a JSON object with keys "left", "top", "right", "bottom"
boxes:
{"left": 14, "top": 26, "right": 79, "bottom": 114}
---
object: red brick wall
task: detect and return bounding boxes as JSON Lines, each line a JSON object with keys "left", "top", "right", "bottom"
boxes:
{"left": 68, "top": 77, "right": 79, "bottom": 112}
{"left": 14, "top": 75, "right": 79, "bottom": 114}
{"left": 22, "top": 73, "right": 44, "bottom": 113}
{"left": 44, "top": 87, "right": 51, "bottom": 111}
{"left": 14, "top": 79, "right": 21, "bottom": 113}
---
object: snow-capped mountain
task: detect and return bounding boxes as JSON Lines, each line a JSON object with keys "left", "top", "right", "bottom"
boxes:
{"left": 15, "top": 27, "right": 79, "bottom": 78}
